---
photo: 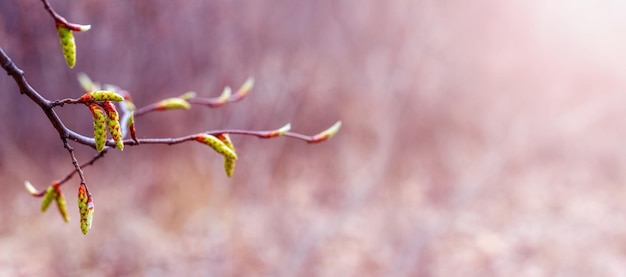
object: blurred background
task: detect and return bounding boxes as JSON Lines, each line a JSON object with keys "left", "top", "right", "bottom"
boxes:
{"left": 2, "top": 0, "right": 626, "bottom": 276}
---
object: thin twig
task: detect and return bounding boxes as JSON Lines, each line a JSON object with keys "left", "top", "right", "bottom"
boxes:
{"left": 133, "top": 102, "right": 161, "bottom": 117}
{"left": 50, "top": 97, "right": 84, "bottom": 107}
{"left": 58, "top": 150, "right": 107, "bottom": 185}
{"left": 125, "top": 129, "right": 329, "bottom": 146}
{"left": 134, "top": 95, "right": 234, "bottom": 117}
{"left": 63, "top": 138, "right": 86, "bottom": 185}
{"left": 186, "top": 96, "right": 242, "bottom": 108}
{"left": 40, "top": 0, "right": 66, "bottom": 24}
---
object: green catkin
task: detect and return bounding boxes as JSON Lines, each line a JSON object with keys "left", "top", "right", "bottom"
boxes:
{"left": 57, "top": 27, "right": 76, "bottom": 68}
{"left": 196, "top": 134, "right": 238, "bottom": 160}
{"left": 79, "top": 91, "right": 124, "bottom": 103}
{"left": 88, "top": 103, "right": 107, "bottom": 152}
{"left": 216, "top": 134, "right": 236, "bottom": 177}
{"left": 41, "top": 186, "right": 57, "bottom": 212}
{"left": 102, "top": 102, "right": 124, "bottom": 151}
{"left": 77, "top": 183, "right": 94, "bottom": 235}
{"left": 56, "top": 190, "right": 70, "bottom": 223}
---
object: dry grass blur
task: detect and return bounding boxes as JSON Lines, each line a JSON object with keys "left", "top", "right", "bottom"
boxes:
{"left": 2, "top": 0, "right": 626, "bottom": 276}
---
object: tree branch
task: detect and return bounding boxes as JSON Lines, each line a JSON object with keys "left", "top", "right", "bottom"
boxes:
{"left": 40, "top": 0, "right": 77, "bottom": 28}
{"left": 7, "top": 1, "right": 341, "bottom": 235}
{"left": 2, "top": 45, "right": 340, "bottom": 164}
{"left": 0, "top": 47, "right": 71, "bottom": 139}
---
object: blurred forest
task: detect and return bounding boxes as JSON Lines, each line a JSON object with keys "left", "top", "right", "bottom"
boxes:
{"left": 3, "top": 0, "right": 626, "bottom": 276}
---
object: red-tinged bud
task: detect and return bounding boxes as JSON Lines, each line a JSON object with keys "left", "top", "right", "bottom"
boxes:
{"left": 77, "top": 183, "right": 94, "bottom": 235}
{"left": 102, "top": 102, "right": 124, "bottom": 151}
{"left": 309, "top": 121, "right": 342, "bottom": 143}
{"left": 264, "top": 123, "right": 291, "bottom": 138}
{"left": 64, "top": 22, "right": 91, "bottom": 32}
{"left": 178, "top": 92, "right": 197, "bottom": 100}
{"left": 79, "top": 91, "right": 124, "bottom": 103}
{"left": 195, "top": 134, "right": 238, "bottom": 160}
{"left": 216, "top": 86, "right": 232, "bottom": 104}
{"left": 128, "top": 112, "right": 138, "bottom": 143}
{"left": 88, "top": 103, "right": 107, "bottom": 152}
{"left": 25, "top": 181, "right": 42, "bottom": 196}
{"left": 232, "top": 78, "right": 254, "bottom": 101}
{"left": 155, "top": 97, "right": 191, "bottom": 110}
{"left": 56, "top": 26, "right": 76, "bottom": 68}
{"left": 215, "top": 133, "right": 234, "bottom": 151}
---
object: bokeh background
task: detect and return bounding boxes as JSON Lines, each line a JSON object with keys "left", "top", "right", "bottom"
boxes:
{"left": 2, "top": 0, "right": 626, "bottom": 276}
